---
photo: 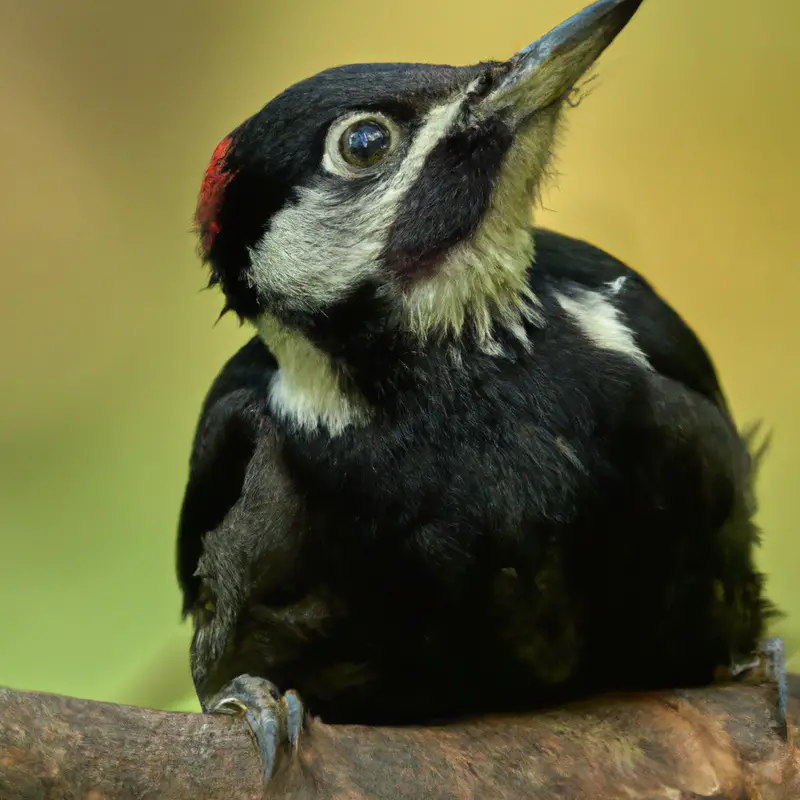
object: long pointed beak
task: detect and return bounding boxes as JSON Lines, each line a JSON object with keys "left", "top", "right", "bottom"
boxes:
{"left": 475, "top": 0, "right": 646, "bottom": 123}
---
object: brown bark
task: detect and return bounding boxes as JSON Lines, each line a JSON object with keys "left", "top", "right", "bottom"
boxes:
{"left": 0, "top": 676, "right": 797, "bottom": 800}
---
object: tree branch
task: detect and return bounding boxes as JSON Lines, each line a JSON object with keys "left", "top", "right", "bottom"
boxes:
{"left": 0, "top": 675, "right": 797, "bottom": 799}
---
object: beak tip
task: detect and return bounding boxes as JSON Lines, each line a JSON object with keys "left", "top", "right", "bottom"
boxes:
{"left": 512, "top": 0, "right": 645, "bottom": 65}
{"left": 474, "top": 0, "right": 646, "bottom": 122}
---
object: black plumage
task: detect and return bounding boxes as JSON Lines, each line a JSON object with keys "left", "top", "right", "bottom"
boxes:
{"left": 177, "top": 0, "right": 780, "bottom": 781}
{"left": 179, "top": 223, "right": 772, "bottom": 723}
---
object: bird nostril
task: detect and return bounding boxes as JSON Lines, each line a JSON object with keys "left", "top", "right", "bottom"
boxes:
{"left": 463, "top": 64, "right": 515, "bottom": 123}
{"left": 465, "top": 70, "right": 496, "bottom": 104}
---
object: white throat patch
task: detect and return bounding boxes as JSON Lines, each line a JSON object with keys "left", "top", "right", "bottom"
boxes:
{"left": 257, "top": 313, "right": 371, "bottom": 436}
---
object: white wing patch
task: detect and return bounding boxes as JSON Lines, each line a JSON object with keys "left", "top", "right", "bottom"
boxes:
{"left": 554, "top": 282, "right": 651, "bottom": 369}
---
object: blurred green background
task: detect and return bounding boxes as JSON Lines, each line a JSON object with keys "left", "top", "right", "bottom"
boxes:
{"left": 0, "top": 0, "right": 797, "bottom": 714}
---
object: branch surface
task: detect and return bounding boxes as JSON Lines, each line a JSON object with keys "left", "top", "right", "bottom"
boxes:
{"left": 0, "top": 677, "right": 797, "bottom": 799}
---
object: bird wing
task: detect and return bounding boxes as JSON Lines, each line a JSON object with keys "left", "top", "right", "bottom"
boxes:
{"left": 176, "top": 335, "right": 278, "bottom": 616}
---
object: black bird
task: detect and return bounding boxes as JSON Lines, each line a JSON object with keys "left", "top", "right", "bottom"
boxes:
{"left": 178, "top": 0, "right": 784, "bottom": 784}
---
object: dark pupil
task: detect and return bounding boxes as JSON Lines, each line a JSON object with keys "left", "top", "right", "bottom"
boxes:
{"left": 342, "top": 121, "right": 389, "bottom": 166}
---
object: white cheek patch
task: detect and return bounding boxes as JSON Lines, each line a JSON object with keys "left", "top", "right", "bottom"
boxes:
{"left": 554, "top": 284, "right": 651, "bottom": 369}
{"left": 247, "top": 98, "right": 468, "bottom": 315}
{"left": 248, "top": 187, "right": 381, "bottom": 312}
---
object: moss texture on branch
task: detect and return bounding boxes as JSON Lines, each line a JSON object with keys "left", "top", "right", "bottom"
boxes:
{"left": 0, "top": 676, "right": 797, "bottom": 799}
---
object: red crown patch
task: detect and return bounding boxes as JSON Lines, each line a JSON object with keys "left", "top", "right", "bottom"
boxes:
{"left": 195, "top": 136, "right": 236, "bottom": 257}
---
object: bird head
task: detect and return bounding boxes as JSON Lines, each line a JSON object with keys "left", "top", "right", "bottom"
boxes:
{"left": 195, "top": 0, "right": 644, "bottom": 356}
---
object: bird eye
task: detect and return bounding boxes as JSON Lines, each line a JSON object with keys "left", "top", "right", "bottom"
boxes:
{"left": 339, "top": 119, "right": 392, "bottom": 169}
{"left": 323, "top": 112, "right": 399, "bottom": 178}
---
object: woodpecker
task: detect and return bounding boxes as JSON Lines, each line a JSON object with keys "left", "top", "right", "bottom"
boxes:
{"left": 178, "top": 0, "right": 784, "bottom": 785}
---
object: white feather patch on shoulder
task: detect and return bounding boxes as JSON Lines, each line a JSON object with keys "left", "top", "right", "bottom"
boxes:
{"left": 554, "top": 284, "right": 651, "bottom": 369}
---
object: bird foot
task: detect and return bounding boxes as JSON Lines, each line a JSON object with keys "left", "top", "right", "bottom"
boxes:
{"left": 208, "top": 674, "right": 305, "bottom": 785}
{"left": 729, "top": 637, "right": 788, "bottom": 741}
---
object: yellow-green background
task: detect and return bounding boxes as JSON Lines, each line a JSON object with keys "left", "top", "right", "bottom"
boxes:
{"left": 0, "top": 0, "right": 797, "bottom": 714}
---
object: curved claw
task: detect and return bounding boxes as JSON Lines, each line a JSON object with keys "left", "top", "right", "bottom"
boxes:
{"left": 760, "top": 637, "right": 789, "bottom": 741}
{"left": 282, "top": 689, "right": 304, "bottom": 748}
{"left": 730, "top": 636, "right": 789, "bottom": 741}
{"left": 209, "top": 674, "right": 305, "bottom": 784}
